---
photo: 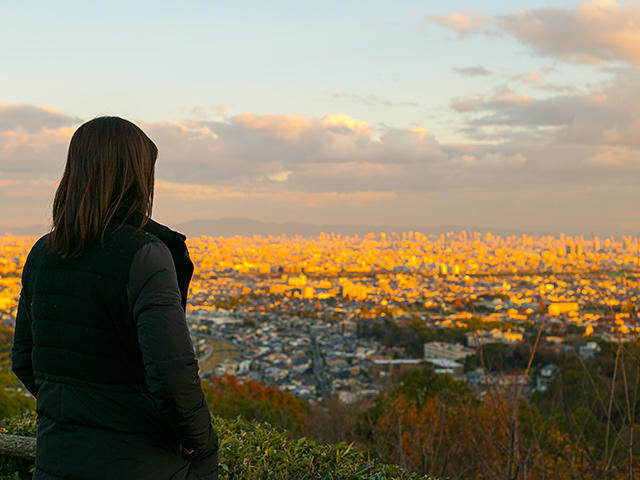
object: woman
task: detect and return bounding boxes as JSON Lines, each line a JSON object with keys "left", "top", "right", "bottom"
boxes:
{"left": 11, "top": 117, "right": 218, "bottom": 479}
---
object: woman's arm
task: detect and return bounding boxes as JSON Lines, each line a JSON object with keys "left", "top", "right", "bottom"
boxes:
{"left": 128, "top": 240, "right": 217, "bottom": 456}
{"left": 11, "top": 290, "right": 38, "bottom": 398}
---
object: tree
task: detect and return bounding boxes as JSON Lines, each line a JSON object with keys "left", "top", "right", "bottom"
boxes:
{"left": 202, "top": 375, "right": 309, "bottom": 436}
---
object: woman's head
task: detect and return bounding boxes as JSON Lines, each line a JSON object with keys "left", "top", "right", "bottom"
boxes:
{"left": 51, "top": 116, "right": 157, "bottom": 257}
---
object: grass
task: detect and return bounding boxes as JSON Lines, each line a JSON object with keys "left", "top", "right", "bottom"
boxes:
{"left": 0, "top": 412, "right": 438, "bottom": 480}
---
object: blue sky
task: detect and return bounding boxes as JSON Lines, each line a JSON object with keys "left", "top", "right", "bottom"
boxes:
{"left": 1, "top": 1, "right": 639, "bottom": 234}
{"left": 3, "top": 0, "right": 590, "bottom": 130}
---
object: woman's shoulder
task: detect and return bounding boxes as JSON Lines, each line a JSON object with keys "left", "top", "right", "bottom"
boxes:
{"left": 26, "top": 232, "right": 52, "bottom": 262}
{"left": 32, "top": 232, "right": 51, "bottom": 249}
{"left": 20, "top": 233, "right": 52, "bottom": 285}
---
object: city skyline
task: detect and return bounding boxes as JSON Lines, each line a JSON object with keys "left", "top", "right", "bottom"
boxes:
{"left": 1, "top": 0, "right": 639, "bottom": 234}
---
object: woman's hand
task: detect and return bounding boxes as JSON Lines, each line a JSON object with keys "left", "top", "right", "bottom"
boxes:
{"left": 181, "top": 446, "right": 195, "bottom": 456}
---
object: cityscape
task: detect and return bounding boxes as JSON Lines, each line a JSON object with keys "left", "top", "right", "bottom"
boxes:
{"left": 2, "top": 231, "right": 638, "bottom": 404}
{"left": 3, "top": 0, "right": 640, "bottom": 477}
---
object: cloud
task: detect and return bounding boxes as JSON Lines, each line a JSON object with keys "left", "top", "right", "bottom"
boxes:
{"left": 0, "top": 179, "right": 57, "bottom": 197}
{"left": 453, "top": 66, "right": 492, "bottom": 76}
{"left": 452, "top": 69, "right": 640, "bottom": 152}
{"left": 0, "top": 105, "right": 80, "bottom": 133}
{"left": 497, "top": 0, "right": 640, "bottom": 65}
{"left": 513, "top": 71, "right": 544, "bottom": 87}
{"left": 0, "top": 105, "right": 78, "bottom": 179}
{"left": 586, "top": 145, "right": 640, "bottom": 167}
{"left": 230, "top": 113, "right": 313, "bottom": 141}
{"left": 189, "top": 105, "right": 227, "bottom": 119}
{"left": 444, "top": 68, "right": 640, "bottom": 197}
{"left": 267, "top": 170, "right": 291, "bottom": 182}
{"left": 155, "top": 179, "right": 396, "bottom": 206}
{"left": 145, "top": 112, "right": 446, "bottom": 192}
{"left": 429, "top": 0, "right": 640, "bottom": 65}
{"left": 429, "top": 10, "right": 491, "bottom": 38}
{"left": 0, "top": 125, "right": 72, "bottom": 177}
{"left": 331, "top": 92, "right": 419, "bottom": 108}
{"left": 2, "top": 93, "right": 639, "bottom": 232}
{"left": 450, "top": 96, "right": 485, "bottom": 113}
{"left": 5, "top": 97, "right": 637, "bottom": 201}
{"left": 509, "top": 69, "right": 578, "bottom": 93}
{"left": 320, "top": 114, "right": 372, "bottom": 136}
{"left": 451, "top": 87, "right": 531, "bottom": 115}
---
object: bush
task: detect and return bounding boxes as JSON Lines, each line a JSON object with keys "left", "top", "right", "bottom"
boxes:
{"left": 202, "top": 375, "right": 309, "bottom": 436}
{"left": 0, "top": 369, "right": 35, "bottom": 421}
{"left": 0, "top": 412, "right": 437, "bottom": 480}
{"left": 0, "top": 411, "right": 36, "bottom": 480}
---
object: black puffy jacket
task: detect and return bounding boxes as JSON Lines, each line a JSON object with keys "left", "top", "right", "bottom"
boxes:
{"left": 11, "top": 209, "right": 218, "bottom": 479}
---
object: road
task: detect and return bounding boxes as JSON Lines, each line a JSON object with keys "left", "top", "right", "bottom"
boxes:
{"left": 309, "top": 328, "right": 331, "bottom": 398}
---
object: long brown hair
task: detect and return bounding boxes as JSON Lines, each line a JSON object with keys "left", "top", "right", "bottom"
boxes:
{"left": 50, "top": 116, "right": 157, "bottom": 257}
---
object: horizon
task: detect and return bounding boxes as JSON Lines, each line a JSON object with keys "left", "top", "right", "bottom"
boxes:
{"left": 1, "top": 215, "right": 638, "bottom": 238}
{"left": 2, "top": 0, "right": 639, "bottom": 233}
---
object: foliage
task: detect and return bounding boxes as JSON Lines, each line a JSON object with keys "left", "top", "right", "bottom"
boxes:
{"left": 357, "top": 318, "right": 425, "bottom": 357}
{"left": 3, "top": 323, "right": 640, "bottom": 478}
{"left": 354, "top": 370, "right": 478, "bottom": 477}
{"left": 357, "top": 318, "right": 466, "bottom": 357}
{"left": 352, "top": 363, "right": 635, "bottom": 479}
{"left": 214, "top": 416, "right": 435, "bottom": 479}
{"left": 393, "top": 368, "right": 475, "bottom": 408}
{"left": 304, "top": 395, "right": 366, "bottom": 446}
{"left": 0, "top": 411, "right": 37, "bottom": 480}
{"left": 202, "top": 375, "right": 309, "bottom": 436}
{"left": 0, "top": 369, "right": 35, "bottom": 422}
{"left": 0, "top": 326, "right": 12, "bottom": 367}
{"left": 0, "top": 412, "right": 437, "bottom": 480}
{"left": 529, "top": 340, "right": 640, "bottom": 475}
{"left": 0, "top": 327, "right": 36, "bottom": 421}
{"left": 464, "top": 340, "right": 567, "bottom": 373}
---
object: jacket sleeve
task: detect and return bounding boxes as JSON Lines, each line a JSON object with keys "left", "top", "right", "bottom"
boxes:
{"left": 127, "top": 241, "right": 216, "bottom": 455}
{"left": 11, "top": 290, "right": 38, "bottom": 398}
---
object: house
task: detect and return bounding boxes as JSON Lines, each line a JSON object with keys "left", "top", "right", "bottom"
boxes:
{"left": 536, "top": 363, "right": 558, "bottom": 392}
{"left": 579, "top": 341, "right": 601, "bottom": 359}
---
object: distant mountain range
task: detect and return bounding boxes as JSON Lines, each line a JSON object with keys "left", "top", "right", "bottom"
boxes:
{"left": 1, "top": 217, "right": 625, "bottom": 238}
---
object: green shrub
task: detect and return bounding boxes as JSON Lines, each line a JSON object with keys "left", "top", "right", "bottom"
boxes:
{"left": 0, "top": 412, "right": 437, "bottom": 480}
{"left": 0, "top": 410, "right": 36, "bottom": 480}
{"left": 0, "top": 369, "right": 36, "bottom": 421}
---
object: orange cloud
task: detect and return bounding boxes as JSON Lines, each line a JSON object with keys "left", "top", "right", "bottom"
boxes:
{"left": 320, "top": 114, "right": 372, "bottom": 136}
{"left": 229, "top": 112, "right": 374, "bottom": 141}
{"left": 230, "top": 113, "right": 313, "bottom": 141}
{"left": 431, "top": 0, "right": 640, "bottom": 65}
{"left": 587, "top": 145, "right": 640, "bottom": 167}
{"left": 429, "top": 10, "right": 491, "bottom": 38}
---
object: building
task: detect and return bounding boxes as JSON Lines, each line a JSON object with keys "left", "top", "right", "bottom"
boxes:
{"left": 465, "top": 329, "right": 523, "bottom": 347}
{"left": 536, "top": 363, "right": 558, "bottom": 392}
{"left": 579, "top": 341, "right": 601, "bottom": 359}
{"left": 366, "top": 358, "right": 424, "bottom": 377}
{"left": 548, "top": 302, "right": 579, "bottom": 316}
{"left": 424, "top": 358, "right": 464, "bottom": 375}
{"left": 423, "top": 342, "right": 474, "bottom": 361}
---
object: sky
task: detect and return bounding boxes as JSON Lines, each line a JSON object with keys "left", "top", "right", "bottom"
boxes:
{"left": 1, "top": 0, "right": 639, "bottom": 235}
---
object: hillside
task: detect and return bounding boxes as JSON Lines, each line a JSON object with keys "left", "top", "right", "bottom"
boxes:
{"left": 0, "top": 412, "right": 436, "bottom": 480}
